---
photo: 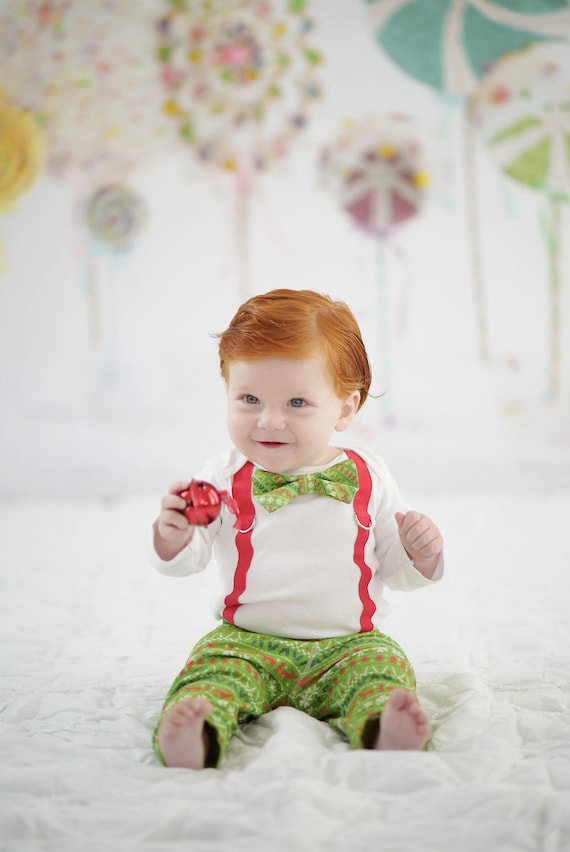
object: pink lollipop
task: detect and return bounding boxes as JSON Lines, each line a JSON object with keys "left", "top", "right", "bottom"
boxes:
{"left": 320, "top": 114, "right": 433, "bottom": 422}
{"left": 321, "top": 114, "right": 431, "bottom": 238}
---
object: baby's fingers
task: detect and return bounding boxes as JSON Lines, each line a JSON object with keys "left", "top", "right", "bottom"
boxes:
{"left": 158, "top": 482, "right": 192, "bottom": 538}
{"left": 167, "top": 480, "right": 191, "bottom": 499}
{"left": 396, "top": 511, "right": 442, "bottom": 557}
{"left": 159, "top": 507, "right": 188, "bottom": 531}
{"left": 161, "top": 482, "right": 190, "bottom": 512}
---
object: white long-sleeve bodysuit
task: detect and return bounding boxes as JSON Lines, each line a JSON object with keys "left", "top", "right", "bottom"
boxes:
{"left": 149, "top": 447, "right": 443, "bottom": 641}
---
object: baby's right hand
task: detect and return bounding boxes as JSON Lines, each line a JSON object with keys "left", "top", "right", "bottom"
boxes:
{"left": 154, "top": 480, "right": 195, "bottom": 561}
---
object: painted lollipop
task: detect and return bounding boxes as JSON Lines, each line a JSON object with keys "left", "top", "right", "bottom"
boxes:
{"left": 365, "top": 0, "right": 570, "bottom": 98}
{"left": 78, "top": 182, "right": 149, "bottom": 347}
{"left": 0, "top": 97, "right": 44, "bottom": 272}
{"left": 321, "top": 115, "right": 430, "bottom": 238}
{"left": 156, "top": 0, "right": 322, "bottom": 174}
{"left": 0, "top": 1, "right": 172, "bottom": 356}
{"left": 83, "top": 184, "right": 148, "bottom": 254}
{"left": 155, "top": 0, "right": 323, "bottom": 298}
{"left": 321, "top": 114, "right": 432, "bottom": 418}
{"left": 0, "top": 0, "right": 172, "bottom": 183}
{"left": 470, "top": 42, "right": 570, "bottom": 395}
{"left": 0, "top": 97, "right": 44, "bottom": 212}
{"left": 362, "top": 0, "right": 570, "bottom": 363}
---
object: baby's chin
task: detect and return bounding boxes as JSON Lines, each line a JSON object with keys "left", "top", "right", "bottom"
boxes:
{"left": 249, "top": 441, "right": 293, "bottom": 469}
{"left": 246, "top": 441, "right": 341, "bottom": 473}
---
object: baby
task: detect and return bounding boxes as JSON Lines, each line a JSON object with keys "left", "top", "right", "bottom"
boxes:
{"left": 150, "top": 289, "right": 444, "bottom": 768}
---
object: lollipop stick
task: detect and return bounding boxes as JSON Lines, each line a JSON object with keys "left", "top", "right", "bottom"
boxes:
{"left": 86, "top": 247, "right": 101, "bottom": 346}
{"left": 545, "top": 196, "right": 562, "bottom": 397}
{"left": 376, "top": 238, "right": 393, "bottom": 423}
{"left": 0, "top": 225, "right": 8, "bottom": 275}
{"left": 235, "top": 168, "right": 252, "bottom": 300}
{"left": 462, "top": 108, "right": 489, "bottom": 363}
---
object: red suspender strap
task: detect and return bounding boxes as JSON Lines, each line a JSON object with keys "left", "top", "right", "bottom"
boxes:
{"left": 345, "top": 449, "right": 376, "bottom": 632}
{"left": 222, "top": 461, "right": 255, "bottom": 624}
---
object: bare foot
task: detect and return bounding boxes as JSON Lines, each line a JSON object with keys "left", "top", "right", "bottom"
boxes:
{"left": 375, "top": 688, "right": 430, "bottom": 751}
{"left": 158, "top": 696, "right": 214, "bottom": 769}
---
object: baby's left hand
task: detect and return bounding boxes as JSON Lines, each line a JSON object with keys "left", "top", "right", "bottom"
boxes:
{"left": 395, "top": 511, "right": 443, "bottom": 578}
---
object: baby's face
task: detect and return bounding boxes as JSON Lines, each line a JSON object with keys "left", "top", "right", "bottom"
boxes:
{"left": 225, "top": 354, "right": 359, "bottom": 472}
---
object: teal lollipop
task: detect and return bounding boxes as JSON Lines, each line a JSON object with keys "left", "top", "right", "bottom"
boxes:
{"left": 363, "top": 0, "right": 570, "bottom": 363}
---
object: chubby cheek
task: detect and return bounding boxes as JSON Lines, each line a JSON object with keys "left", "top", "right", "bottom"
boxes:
{"left": 226, "top": 410, "right": 249, "bottom": 448}
{"left": 226, "top": 411, "right": 238, "bottom": 442}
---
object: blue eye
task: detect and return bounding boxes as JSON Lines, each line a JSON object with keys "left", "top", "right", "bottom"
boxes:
{"left": 290, "top": 398, "right": 305, "bottom": 408}
{"left": 243, "top": 394, "right": 259, "bottom": 404}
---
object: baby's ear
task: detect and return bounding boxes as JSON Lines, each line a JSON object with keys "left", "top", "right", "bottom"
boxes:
{"left": 336, "top": 391, "right": 360, "bottom": 431}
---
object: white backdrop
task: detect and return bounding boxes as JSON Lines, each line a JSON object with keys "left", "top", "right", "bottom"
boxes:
{"left": 2, "top": 8, "right": 570, "bottom": 847}
{"left": 1, "top": 0, "right": 569, "bottom": 500}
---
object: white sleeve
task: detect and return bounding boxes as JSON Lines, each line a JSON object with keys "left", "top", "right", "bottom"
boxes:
{"left": 355, "top": 448, "right": 444, "bottom": 590}
{"left": 146, "top": 521, "right": 215, "bottom": 577}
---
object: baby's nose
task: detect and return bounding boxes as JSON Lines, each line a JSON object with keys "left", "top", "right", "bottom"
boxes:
{"left": 257, "top": 407, "right": 286, "bottom": 430}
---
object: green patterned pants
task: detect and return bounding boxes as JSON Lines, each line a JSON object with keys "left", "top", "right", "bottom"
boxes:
{"left": 154, "top": 622, "right": 416, "bottom": 766}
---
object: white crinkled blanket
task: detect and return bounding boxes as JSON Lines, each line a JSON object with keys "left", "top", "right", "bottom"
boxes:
{"left": 1, "top": 493, "right": 569, "bottom": 851}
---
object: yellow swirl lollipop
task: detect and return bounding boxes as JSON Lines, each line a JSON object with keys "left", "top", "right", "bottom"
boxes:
{"left": 0, "top": 99, "right": 44, "bottom": 211}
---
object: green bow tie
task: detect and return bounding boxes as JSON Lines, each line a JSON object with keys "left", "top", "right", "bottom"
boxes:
{"left": 251, "top": 459, "right": 358, "bottom": 512}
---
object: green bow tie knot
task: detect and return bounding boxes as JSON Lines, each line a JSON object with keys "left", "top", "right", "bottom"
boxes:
{"left": 251, "top": 459, "right": 358, "bottom": 512}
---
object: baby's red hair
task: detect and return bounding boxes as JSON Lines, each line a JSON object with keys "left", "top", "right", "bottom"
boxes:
{"left": 216, "top": 289, "right": 371, "bottom": 410}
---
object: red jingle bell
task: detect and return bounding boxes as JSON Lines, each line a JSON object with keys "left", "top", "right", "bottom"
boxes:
{"left": 179, "top": 479, "right": 227, "bottom": 526}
